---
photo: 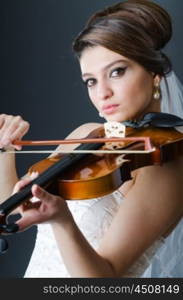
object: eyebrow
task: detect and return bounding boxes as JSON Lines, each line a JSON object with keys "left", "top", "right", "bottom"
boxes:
{"left": 82, "top": 59, "right": 129, "bottom": 78}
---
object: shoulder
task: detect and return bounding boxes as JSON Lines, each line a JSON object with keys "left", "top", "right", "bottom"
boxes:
{"left": 51, "top": 122, "right": 102, "bottom": 155}
{"left": 135, "top": 157, "right": 183, "bottom": 193}
{"left": 128, "top": 156, "right": 183, "bottom": 207}
{"left": 66, "top": 122, "right": 102, "bottom": 139}
{"left": 120, "top": 157, "right": 183, "bottom": 234}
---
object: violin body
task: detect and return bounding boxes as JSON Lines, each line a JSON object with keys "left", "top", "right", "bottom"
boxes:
{"left": 0, "top": 119, "right": 183, "bottom": 215}
{"left": 28, "top": 153, "right": 131, "bottom": 200}
{"left": 28, "top": 125, "right": 183, "bottom": 200}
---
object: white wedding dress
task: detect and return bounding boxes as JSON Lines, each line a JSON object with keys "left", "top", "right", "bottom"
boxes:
{"left": 24, "top": 189, "right": 183, "bottom": 278}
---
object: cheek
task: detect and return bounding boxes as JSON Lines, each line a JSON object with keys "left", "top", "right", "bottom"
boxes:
{"left": 124, "top": 76, "right": 153, "bottom": 107}
{"left": 139, "top": 79, "right": 153, "bottom": 106}
{"left": 88, "top": 90, "right": 99, "bottom": 107}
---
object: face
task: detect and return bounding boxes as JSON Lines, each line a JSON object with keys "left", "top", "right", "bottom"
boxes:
{"left": 80, "top": 46, "right": 160, "bottom": 122}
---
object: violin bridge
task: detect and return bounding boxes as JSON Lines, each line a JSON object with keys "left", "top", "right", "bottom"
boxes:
{"left": 104, "top": 121, "right": 126, "bottom": 150}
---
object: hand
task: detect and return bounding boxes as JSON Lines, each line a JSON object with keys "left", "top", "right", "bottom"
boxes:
{"left": 11, "top": 175, "right": 72, "bottom": 232}
{"left": 0, "top": 114, "right": 30, "bottom": 150}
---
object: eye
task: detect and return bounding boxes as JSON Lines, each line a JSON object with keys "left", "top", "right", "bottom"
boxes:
{"left": 110, "top": 67, "right": 127, "bottom": 78}
{"left": 83, "top": 78, "right": 96, "bottom": 88}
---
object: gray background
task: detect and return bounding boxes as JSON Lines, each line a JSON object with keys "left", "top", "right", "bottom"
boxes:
{"left": 0, "top": 0, "right": 182, "bottom": 277}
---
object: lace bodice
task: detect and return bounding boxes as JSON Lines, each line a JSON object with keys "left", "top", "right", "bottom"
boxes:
{"left": 24, "top": 190, "right": 168, "bottom": 278}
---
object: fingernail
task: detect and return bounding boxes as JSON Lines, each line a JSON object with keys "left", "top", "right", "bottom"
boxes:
{"left": 15, "top": 145, "right": 22, "bottom": 151}
{"left": 32, "top": 184, "right": 38, "bottom": 191}
{"left": 30, "top": 172, "right": 39, "bottom": 180}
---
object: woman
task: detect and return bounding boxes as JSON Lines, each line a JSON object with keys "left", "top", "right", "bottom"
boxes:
{"left": 0, "top": 0, "right": 183, "bottom": 277}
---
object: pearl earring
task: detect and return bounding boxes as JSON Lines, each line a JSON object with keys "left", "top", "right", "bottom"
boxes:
{"left": 153, "top": 82, "right": 161, "bottom": 100}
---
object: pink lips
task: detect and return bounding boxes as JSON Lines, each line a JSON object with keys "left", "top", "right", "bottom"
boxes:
{"left": 102, "top": 104, "right": 119, "bottom": 115}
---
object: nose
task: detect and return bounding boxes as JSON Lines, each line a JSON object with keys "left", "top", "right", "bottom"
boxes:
{"left": 97, "top": 80, "right": 113, "bottom": 101}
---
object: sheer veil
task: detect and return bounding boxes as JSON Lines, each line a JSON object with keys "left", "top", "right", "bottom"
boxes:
{"left": 161, "top": 71, "right": 183, "bottom": 118}
{"left": 143, "top": 71, "right": 183, "bottom": 278}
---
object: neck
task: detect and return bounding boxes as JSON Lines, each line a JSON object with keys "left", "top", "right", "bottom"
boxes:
{"left": 136, "top": 98, "right": 161, "bottom": 121}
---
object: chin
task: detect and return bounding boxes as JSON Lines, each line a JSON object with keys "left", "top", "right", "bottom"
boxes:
{"left": 105, "top": 113, "right": 129, "bottom": 123}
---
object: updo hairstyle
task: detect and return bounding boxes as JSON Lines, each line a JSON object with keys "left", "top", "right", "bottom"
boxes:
{"left": 73, "top": 0, "right": 172, "bottom": 76}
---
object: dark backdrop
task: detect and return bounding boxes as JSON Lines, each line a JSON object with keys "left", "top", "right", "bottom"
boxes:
{"left": 0, "top": 0, "right": 182, "bottom": 277}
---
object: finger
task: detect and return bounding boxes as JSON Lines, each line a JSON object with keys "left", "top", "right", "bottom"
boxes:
{"left": 15, "top": 210, "right": 42, "bottom": 232}
{"left": 0, "top": 114, "right": 6, "bottom": 128}
{"left": 0, "top": 116, "right": 22, "bottom": 137}
{"left": 0, "top": 115, "right": 14, "bottom": 146}
{"left": 9, "top": 121, "right": 30, "bottom": 149}
{"left": 0, "top": 117, "right": 30, "bottom": 149}
{"left": 1, "top": 122, "right": 25, "bottom": 150}
{"left": 12, "top": 178, "right": 32, "bottom": 194}
{"left": 22, "top": 199, "right": 41, "bottom": 211}
{"left": 1, "top": 124, "right": 30, "bottom": 150}
{"left": 12, "top": 172, "right": 39, "bottom": 194}
{"left": 32, "top": 184, "right": 53, "bottom": 203}
{"left": 0, "top": 115, "right": 15, "bottom": 137}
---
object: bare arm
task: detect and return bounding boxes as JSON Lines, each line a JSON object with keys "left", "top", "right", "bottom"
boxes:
{"left": 0, "top": 114, "right": 30, "bottom": 203}
{"left": 0, "top": 153, "right": 18, "bottom": 202}
{"left": 97, "top": 159, "right": 183, "bottom": 276}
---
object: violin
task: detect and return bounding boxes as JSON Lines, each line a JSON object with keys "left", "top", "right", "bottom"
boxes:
{"left": 0, "top": 112, "right": 183, "bottom": 252}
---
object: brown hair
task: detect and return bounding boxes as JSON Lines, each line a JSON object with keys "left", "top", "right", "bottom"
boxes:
{"left": 73, "top": 0, "right": 172, "bottom": 76}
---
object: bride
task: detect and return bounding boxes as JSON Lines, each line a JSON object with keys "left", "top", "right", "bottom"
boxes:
{"left": 0, "top": 0, "right": 183, "bottom": 277}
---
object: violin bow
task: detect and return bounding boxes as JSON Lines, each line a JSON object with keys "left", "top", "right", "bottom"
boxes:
{"left": 0, "top": 137, "right": 155, "bottom": 154}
